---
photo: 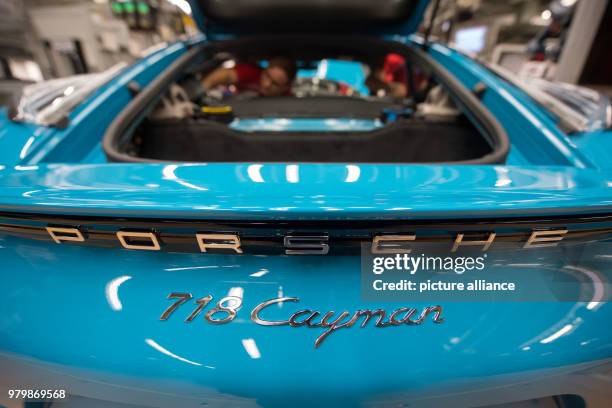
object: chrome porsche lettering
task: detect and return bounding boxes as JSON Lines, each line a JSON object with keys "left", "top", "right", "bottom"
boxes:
{"left": 284, "top": 235, "right": 329, "bottom": 255}
{"left": 523, "top": 229, "right": 568, "bottom": 249}
{"left": 196, "top": 233, "right": 243, "bottom": 253}
{"left": 372, "top": 235, "right": 415, "bottom": 254}
{"left": 116, "top": 231, "right": 161, "bottom": 251}
{"left": 45, "top": 226, "right": 85, "bottom": 244}
{"left": 46, "top": 226, "right": 570, "bottom": 253}
{"left": 451, "top": 232, "right": 496, "bottom": 252}
{"left": 162, "top": 293, "right": 444, "bottom": 348}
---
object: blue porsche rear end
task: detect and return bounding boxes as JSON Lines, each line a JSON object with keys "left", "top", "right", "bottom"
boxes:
{"left": 1, "top": 1, "right": 611, "bottom": 407}
{"left": 1, "top": 163, "right": 611, "bottom": 407}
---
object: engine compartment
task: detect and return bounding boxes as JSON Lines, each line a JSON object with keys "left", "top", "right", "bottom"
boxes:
{"left": 103, "top": 36, "right": 508, "bottom": 164}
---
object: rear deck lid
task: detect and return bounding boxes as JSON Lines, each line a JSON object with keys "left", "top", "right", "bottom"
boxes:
{"left": 189, "top": 0, "right": 430, "bottom": 39}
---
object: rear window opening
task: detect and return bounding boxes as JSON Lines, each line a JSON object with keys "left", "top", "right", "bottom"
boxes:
{"left": 103, "top": 36, "right": 508, "bottom": 164}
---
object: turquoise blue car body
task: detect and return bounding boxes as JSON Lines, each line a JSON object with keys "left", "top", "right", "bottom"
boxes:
{"left": 0, "top": 1, "right": 611, "bottom": 406}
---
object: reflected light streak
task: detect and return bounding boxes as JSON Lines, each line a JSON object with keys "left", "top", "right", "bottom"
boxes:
{"left": 162, "top": 164, "right": 208, "bottom": 191}
{"left": 316, "top": 60, "right": 328, "bottom": 78}
{"left": 494, "top": 166, "right": 512, "bottom": 187}
{"left": 14, "top": 165, "right": 39, "bottom": 171}
{"left": 19, "top": 136, "right": 36, "bottom": 159}
{"left": 165, "top": 265, "right": 240, "bottom": 272}
{"left": 277, "top": 285, "right": 284, "bottom": 307}
{"left": 286, "top": 165, "right": 299, "bottom": 183}
{"left": 166, "top": 0, "right": 192, "bottom": 14}
{"left": 345, "top": 165, "right": 361, "bottom": 183}
{"left": 22, "top": 190, "right": 40, "bottom": 198}
{"left": 242, "top": 338, "right": 261, "bottom": 359}
{"left": 227, "top": 287, "right": 244, "bottom": 309}
{"left": 540, "top": 324, "right": 574, "bottom": 344}
{"left": 145, "top": 338, "right": 213, "bottom": 368}
{"left": 228, "top": 286, "right": 244, "bottom": 299}
{"left": 165, "top": 265, "right": 218, "bottom": 271}
{"left": 247, "top": 164, "right": 265, "bottom": 183}
{"left": 250, "top": 268, "right": 269, "bottom": 278}
{"left": 564, "top": 265, "right": 605, "bottom": 310}
{"left": 104, "top": 275, "right": 132, "bottom": 311}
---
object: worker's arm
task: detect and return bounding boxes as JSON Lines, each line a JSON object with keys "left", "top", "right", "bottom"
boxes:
{"left": 201, "top": 67, "right": 238, "bottom": 90}
{"left": 388, "top": 81, "right": 407, "bottom": 99}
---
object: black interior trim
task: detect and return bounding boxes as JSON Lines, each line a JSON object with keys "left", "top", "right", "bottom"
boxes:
{"left": 103, "top": 46, "right": 205, "bottom": 162}
{"left": 135, "top": 117, "right": 491, "bottom": 163}
{"left": 226, "top": 96, "right": 402, "bottom": 119}
{"left": 409, "top": 46, "right": 509, "bottom": 163}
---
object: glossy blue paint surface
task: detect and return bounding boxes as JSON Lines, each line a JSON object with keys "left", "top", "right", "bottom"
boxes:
{"left": 570, "top": 128, "right": 612, "bottom": 170}
{"left": 0, "top": 163, "right": 610, "bottom": 219}
{"left": 404, "top": 36, "right": 594, "bottom": 169}
{"left": 0, "top": 108, "right": 51, "bottom": 166}
{"left": 1, "top": 234, "right": 611, "bottom": 405}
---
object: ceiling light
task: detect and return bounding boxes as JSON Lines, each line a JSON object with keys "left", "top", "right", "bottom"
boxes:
{"left": 166, "top": 0, "right": 192, "bottom": 15}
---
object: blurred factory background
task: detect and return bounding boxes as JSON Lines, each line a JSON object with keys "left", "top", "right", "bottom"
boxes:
{"left": 426, "top": 0, "right": 610, "bottom": 92}
{"left": 0, "top": 0, "right": 195, "bottom": 105}
{"left": 0, "top": 0, "right": 610, "bottom": 107}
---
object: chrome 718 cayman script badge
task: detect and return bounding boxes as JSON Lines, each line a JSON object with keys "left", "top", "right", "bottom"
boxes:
{"left": 159, "top": 293, "right": 444, "bottom": 348}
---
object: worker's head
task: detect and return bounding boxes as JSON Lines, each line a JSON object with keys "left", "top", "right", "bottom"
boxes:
{"left": 260, "top": 56, "right": 296, "bottom": 96}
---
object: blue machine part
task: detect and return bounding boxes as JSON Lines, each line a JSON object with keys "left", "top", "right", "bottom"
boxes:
{"left": 230, "top": 118, "right": 383, "bottom": 132}
{"left": 297, "top": 59, "right": 370, "bottom": 95}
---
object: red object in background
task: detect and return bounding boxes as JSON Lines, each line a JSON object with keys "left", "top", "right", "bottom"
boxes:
{"left": 383, "top": 53, "right": 407, "bottom": 84}
{"left": 338, "top": 82, "right": 352, "bottom": 95}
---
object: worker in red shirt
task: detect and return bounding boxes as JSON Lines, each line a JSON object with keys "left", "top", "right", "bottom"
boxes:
{"left": 202, "top": 56, "right": 297, "bottom": 96}
{"left": 366, "top": 53, "right": 408, "bottom": 99}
